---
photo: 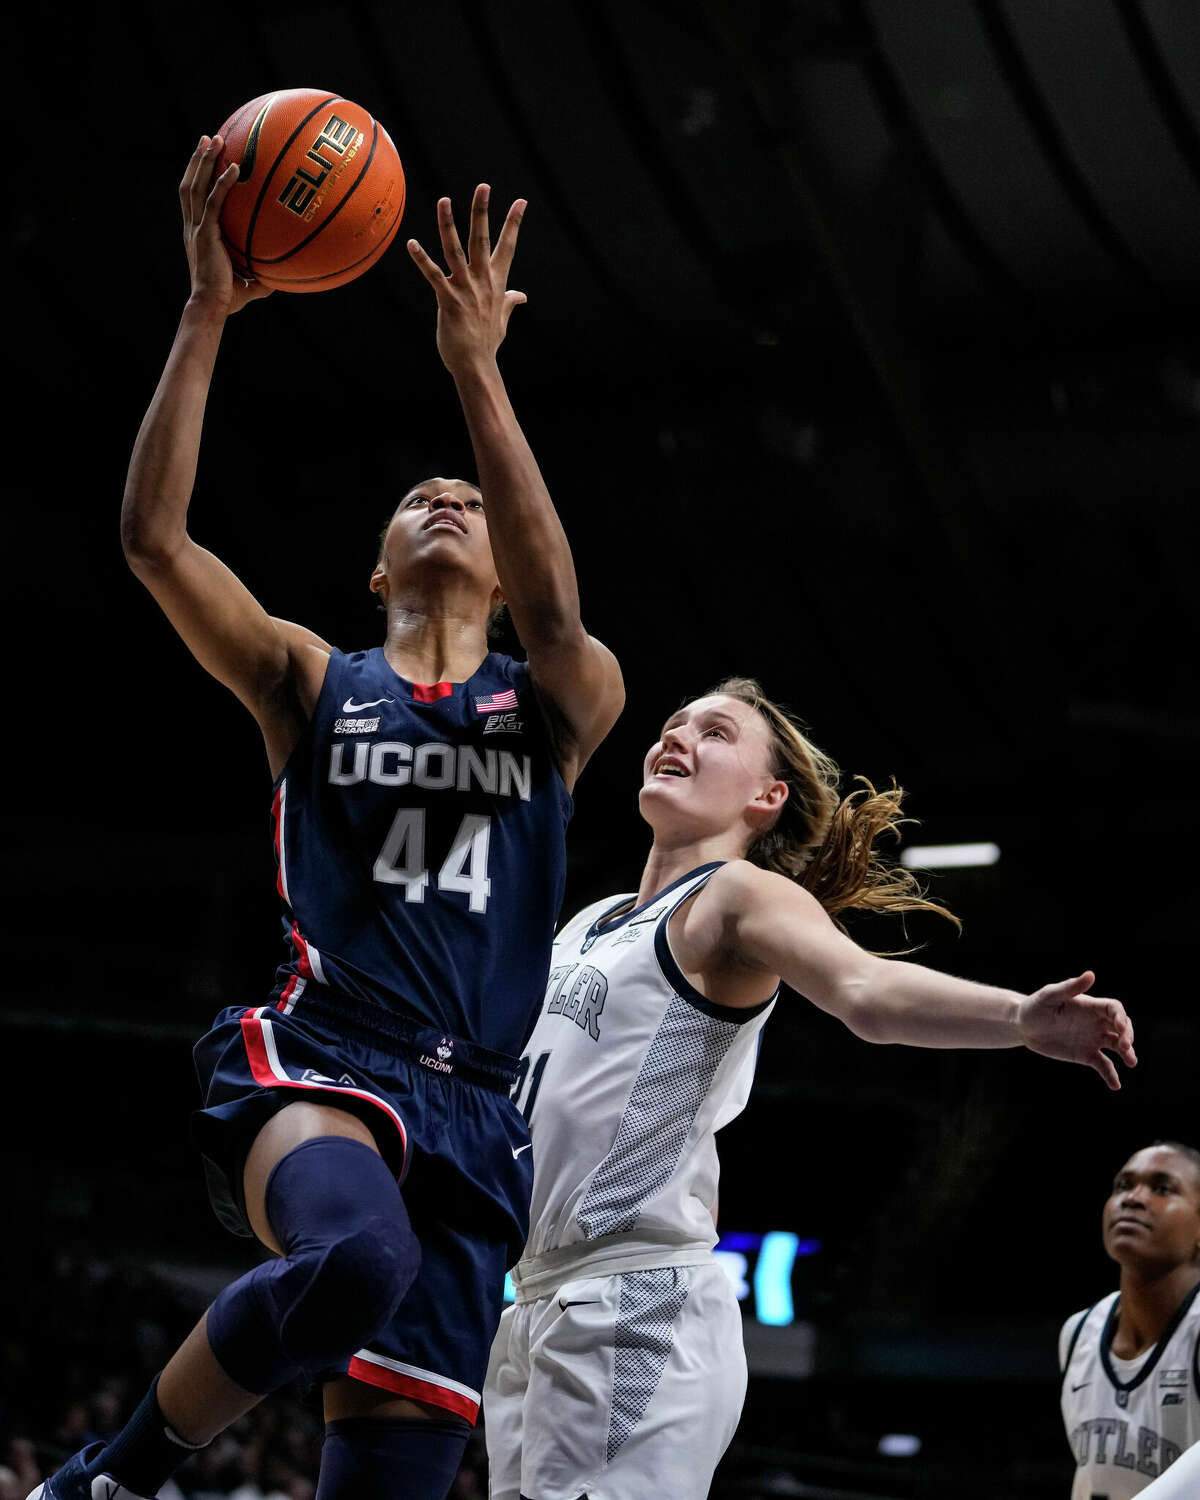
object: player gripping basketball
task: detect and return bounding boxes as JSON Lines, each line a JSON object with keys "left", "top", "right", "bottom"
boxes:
{"left": 484, "top": 677, "right": 1136, "bottom": 1500}
{"left": 29, "top": 136, "right": 622, "bottom": 1500}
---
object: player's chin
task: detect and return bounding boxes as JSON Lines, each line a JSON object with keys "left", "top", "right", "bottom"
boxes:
{"left": 1104, "top": 1224, "right": 1153, "bottom": 1258}
{"left": 637, "top": 779, "right": 679, "bottom": 817}
{"left": 639, "top": 778, "right": 681, "bottom": 807}
{"left": 641, "top": 772, "right": 690, "bottom": 793}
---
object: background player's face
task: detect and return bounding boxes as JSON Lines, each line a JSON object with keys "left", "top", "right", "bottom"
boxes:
{"left": 371, "top": 478, "right": 501, "bottom": 607}
{"left": 1102, "top": 1145, "right": 1200, "bottom": 1272}
{"left": 639, "top": 694, "right": 787, "bottom": 848}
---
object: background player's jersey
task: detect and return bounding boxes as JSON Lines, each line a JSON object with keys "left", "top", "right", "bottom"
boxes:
{"left": 1060, "top": 1286, "right": 1200, "bottom": 1498}
{"left": 269, "top": 647, "right": 571, "bottom": 1057}
{"left": 512, "top": 862, "right": 775, "bottom": 1267}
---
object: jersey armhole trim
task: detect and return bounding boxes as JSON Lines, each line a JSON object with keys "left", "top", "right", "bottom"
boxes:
{"left": 270, "top": 646, "right": 345, "bottom": 794}
{"left": 1193, "top": 1315, "right": 1200, "bottom": 1402}
{"left": 510, "top": 658, "right": 577, "bottom": 821}
{"left": 1061, "top": 1302, "right": 1096, "bottom": 1383}
{"left": 653, "top": 882, "right": 778, "bottom": 1025}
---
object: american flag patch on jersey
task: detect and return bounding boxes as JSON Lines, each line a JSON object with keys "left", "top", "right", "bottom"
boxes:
{"left": 474, "top": 689, "right": 519, "bottom": 713}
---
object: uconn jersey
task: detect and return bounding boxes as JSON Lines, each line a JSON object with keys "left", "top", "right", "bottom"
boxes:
{"left": 1060, "top": 1286, "right": 1200, "bottom": 1498}
{"left": 510, "top": 862, "right": 775, "bottom": 1285}
{"left": 269, "top": 647, "right": 570, "bottom": 1057}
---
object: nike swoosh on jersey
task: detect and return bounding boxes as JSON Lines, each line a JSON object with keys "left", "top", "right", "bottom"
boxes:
{"left": 342, "top": 697, "right": 394, "bottom": 712}
{"left": 512, "top": 1143, "right": 532, "bottom": 1158}
{"left": 1071, "top": 1381, "right": 1090, "bottom": 1391}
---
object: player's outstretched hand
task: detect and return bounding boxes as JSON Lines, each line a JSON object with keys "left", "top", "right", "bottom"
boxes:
{"left": 1018, "top": 972, "right": 1136, "bottom": 1090}
{"left": 180, "top": 135, "right": 273, "bottom": 318}
{"left": 407, "top": 185, "right": 528, "bottom": 375}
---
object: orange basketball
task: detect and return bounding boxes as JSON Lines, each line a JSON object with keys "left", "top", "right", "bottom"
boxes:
{"left": 215, "top": 88, "right": 405, "bottom": 293}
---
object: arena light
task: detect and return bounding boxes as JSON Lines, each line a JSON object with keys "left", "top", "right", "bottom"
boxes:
{"left": 900, "top": 841, "right": 1001, "bottom": 869}
{"left": 879, "top": 1434, "right": 922, "bottom": 1457}
{"left": 717, "top": 1230, "right": 820, "bottom": 1326}
{"left": 754, "top": 1232, "right": 802, "bottom": 1326}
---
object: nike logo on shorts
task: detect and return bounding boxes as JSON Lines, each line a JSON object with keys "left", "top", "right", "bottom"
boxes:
{"left": 512, "top": 1143, "right": 532, "bottom": 1158}
{"left": 342, "top": 696, "right": 394, "bottom": 712}
{"left": 558, "top": 1298, "right": 599, "bottom": 1310}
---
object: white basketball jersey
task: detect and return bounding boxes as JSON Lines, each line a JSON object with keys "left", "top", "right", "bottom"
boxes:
{"left": 1060, "top": 1285, "right": 1200, "bottom": 1498}
{"left": 513, "top": 861, "right": 776, "bottom": 1277}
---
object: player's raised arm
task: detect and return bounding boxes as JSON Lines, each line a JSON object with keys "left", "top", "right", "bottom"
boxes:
{"left": 122, "top": 137, "right": 329, "bottom": 773}
{"left": 686, "top": 860, "right": 1136, "bottom": 1089}
{"left": 407, "top": 186, "right": 624, "bottom": 788}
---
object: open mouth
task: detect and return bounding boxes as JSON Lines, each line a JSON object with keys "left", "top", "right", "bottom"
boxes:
{"left": 652, "top": 757, "right": 689, "bottom": 778}
{"left": 423, "top": 515, "right": 466, "bottom": 533}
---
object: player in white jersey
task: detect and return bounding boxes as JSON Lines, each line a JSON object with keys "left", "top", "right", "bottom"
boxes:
{"left": 1060, "top": 1141, "right": 1200, "bottom": 1499}
{"left": 485, "top": 676, "right": 1137, "bottom": 1500}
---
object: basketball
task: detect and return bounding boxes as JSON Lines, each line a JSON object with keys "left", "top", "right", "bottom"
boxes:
{"left": 215, "top": 88, "right": 405, "bottom": 293}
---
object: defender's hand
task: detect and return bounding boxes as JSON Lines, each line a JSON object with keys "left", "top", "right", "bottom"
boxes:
{"left": 1018, "top": 972, "right": 1136, "bottom": 1090}
{"left": 180, "top": 135, "right": 273, "bottom": 318}
{"left": 406, "top": 184, "right": 528, "bottom": 373}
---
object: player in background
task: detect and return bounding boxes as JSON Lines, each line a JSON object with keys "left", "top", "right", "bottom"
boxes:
{"left": 1060, "top": 1141, "right": 1200, "bottom": 1499}
{"left": 484, "top": 677, "right": 1136, "bottom": 1500}
{"left": 30, "top": 138, "right": 622, "bottom": 1500}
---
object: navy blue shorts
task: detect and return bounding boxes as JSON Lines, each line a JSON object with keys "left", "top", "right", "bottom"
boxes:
{"left": 191, "top": 987, "right": 532, "bottom": 1423}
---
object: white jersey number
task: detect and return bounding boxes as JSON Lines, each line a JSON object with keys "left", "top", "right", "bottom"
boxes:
{"left": 373, "top": 809, "right": 492, "bottom": 913}
{"left": 512, "top": 1049, "right": 550, "bottom": 1123}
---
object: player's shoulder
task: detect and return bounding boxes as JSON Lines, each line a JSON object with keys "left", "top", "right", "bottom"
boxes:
{"left": 698, "top": 858, "right": 825, "bottom": 919}
{"left": 1058, "top": 1293, "right": 1115, "bottom": 1368}
{"left": 1059, "top": 1304, "right": 1092, "bottom": 1346}
{"left": 1180, "top": 1280, "right": 1200, "bottom": 1331}
{"left": 481, "top": 649, "right": 527, "bottom": 680}
{"left": 271, "top": 617, "right": 336, "bottom": 656}
{"left": 263, "top": 619, "right": 335, "bottom": 714}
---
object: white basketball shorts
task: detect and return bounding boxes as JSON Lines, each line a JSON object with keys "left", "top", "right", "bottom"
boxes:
{"left": 483, "top": 1259, "right": 747, "bottom": 1500}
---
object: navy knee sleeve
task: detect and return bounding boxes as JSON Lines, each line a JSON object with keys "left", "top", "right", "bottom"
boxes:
{"left": 315, "top": 1417, "right": 470, "bottom": 1500}
{"left": 207, "top": 1137, "right": 420, "bottom": 1394}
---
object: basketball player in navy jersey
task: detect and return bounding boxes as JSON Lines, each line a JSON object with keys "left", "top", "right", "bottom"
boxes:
{"left": 1060, "top": 1141, "right": 1200, "bottom": 1498}
{"left": 484, "top": 678, "right": 1137, "bottom": 1500}
{"left": 30, "top": 137, "right": 622, "bottom": 1500}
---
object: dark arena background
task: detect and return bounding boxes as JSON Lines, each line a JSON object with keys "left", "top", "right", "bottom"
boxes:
{"left": 6, "top": 4, "right": 1200, "bottom": 1497}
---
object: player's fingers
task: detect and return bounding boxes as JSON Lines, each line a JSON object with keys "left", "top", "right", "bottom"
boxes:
{"left": 183, "top": 137, "right": 217, "bottom": 225}
{"left": 407, "top": 238, "right": 448, "bottom": 287}
{"left": 180, "top": 136, "right": 210, "bottom": 208}
{"left": 492, "top": 198, "right": 527, "bottom": 280}
{"left": 437, "top": 197, "right": 468, "bottom": 270}
{"left": 1049, "top": 970, "right": 1096, "bottom": 1003}
{"left": 499, "top": 289, "right": 527, "bottom": 334}
{"left": 205, "top": 161, "right": 239, "bottom": 219}
{"left": 1092, "top": 1052, "right": 1121, "bottom": 1091}
{"left": 194, "top": 137, "right": 224, "bottom": 211}
{"left": 467, "top": 183, "right": 491, "bottom": 264}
